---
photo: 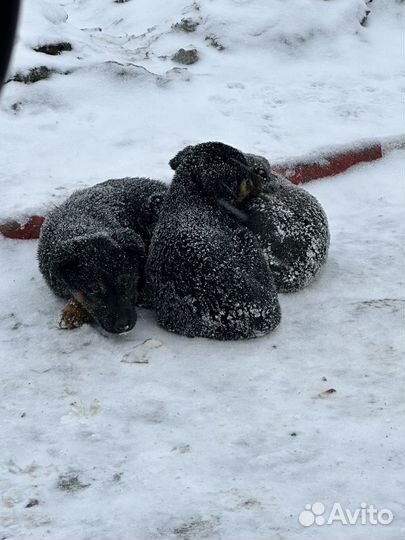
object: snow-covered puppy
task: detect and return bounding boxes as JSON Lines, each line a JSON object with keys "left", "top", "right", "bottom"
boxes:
{"left": 242, "top": 154, "right": 330, "bottom": 292}
{"left": 38, "top": 177, "right": 167, "bottom": 333}
{"left": 146, "top": 142, "right": 281, "bottom": 340}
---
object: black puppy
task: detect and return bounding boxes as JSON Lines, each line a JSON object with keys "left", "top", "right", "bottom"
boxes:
{"left": 38, "top": 177, "right": 167, "bottom": 333}
{"left": 243, "top": 154, "right": 330, "bottom": 292}
{"left": 145, "top": 142, "right": 281, "bottom": 340}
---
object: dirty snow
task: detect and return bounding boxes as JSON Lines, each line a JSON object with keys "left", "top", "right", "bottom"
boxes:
{"left": 0, "top": 1, "right": 404, "bottom": 539}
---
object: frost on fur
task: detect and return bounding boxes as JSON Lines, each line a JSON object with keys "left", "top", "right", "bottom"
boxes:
{"left": 146, "top": 141, "right": 281, "bottom": 340}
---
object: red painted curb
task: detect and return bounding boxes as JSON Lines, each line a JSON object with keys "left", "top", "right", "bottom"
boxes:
{"left": 1, "top": 135, "right": 404, "bottom": 240}
{"left": 273, "top": 143, "right": 383, "bottom": 185}
{"left": 0, "top": 215, "right": 45, "bottom": 240}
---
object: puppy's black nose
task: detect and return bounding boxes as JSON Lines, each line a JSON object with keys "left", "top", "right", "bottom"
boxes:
{"left": 113, "top": 312, "right": 136, "bottom": 334}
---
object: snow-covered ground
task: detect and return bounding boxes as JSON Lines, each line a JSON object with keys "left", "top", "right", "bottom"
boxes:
{"left": 0, "top": 1, "right": 404, "bottom": 539}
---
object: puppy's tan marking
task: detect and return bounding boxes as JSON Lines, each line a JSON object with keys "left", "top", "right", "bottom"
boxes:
{"left": 238, "top": 178, "right": 254, "bottom": 202}
{"left": 59, "top": 296, "right": 93, "bottom": 330}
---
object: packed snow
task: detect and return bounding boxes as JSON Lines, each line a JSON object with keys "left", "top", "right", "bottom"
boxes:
{"left": 0, "top": 0, "right": 404, "bottom": 539}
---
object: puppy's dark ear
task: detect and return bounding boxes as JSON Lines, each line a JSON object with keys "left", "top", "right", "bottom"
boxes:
{"left": 54, "top": 256, "right": 78, "bottom": 277}
{"left": 54, "top": 234, "right": 107, "bottom": 277}
{"left": 169, "top": 145, "right": 193, "bottom": 170}
{"left": 52, "top": 243, "right": 80, "bottom": 282}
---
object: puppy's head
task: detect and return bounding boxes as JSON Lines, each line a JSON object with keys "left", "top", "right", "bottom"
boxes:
{"left": 170, "top": 142, "right": 264, "bottom": 205}
{"left": 54, "top": 229, "right": 145, "bottom": 334}
{"left": 244, "top": 153, "right": 271, "bottom": 177}
{"left": 244, "top": 153, "right": 282, "bottom": 194}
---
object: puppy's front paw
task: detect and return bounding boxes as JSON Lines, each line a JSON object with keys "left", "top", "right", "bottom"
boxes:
{"left": 59, "top": 299, "right": 93, "bottom": 330}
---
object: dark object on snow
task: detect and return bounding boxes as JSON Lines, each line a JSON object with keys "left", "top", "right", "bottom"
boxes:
{"left": 318, "top": 388, "right": 337, "bottom": 398}
{"left": 205, "top": 34, "right": 225, "bottom": 51}
{"left": 34, "top": 42, "right": 72, "bottom": 56}
{"left": 11, "top": 65, "right": 61, "bottom": 84}
{"left": 0, "top": 1, "right": 21, "bottom": 89}
{"left": 243, "top": 154, "right": 329, "bottom": 292}
{"left": 172, "top": 18, "right": 200, "bottom": 33}
{"left": 56, "top": 471, "right": 90, "bottom": 492}
{"left": 171, "top": 48, "right": 199, "bottom": 65}
{"left": 25, "top": 498, "right": 39, "bottom": 508}
{"left": 38, "top": 177, "right": 167, "bottom": 334}
{"left": 146, "top": 141, "right": 281, "bottom": 340}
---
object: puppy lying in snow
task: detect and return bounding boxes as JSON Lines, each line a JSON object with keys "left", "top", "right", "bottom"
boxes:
{"left": 146, "top": 141, "right": 282, "bottom": 340}
{"left": 38, "top": 177, "right": 167, "bottom": 334}
{"left": 242, "top": 154, "right": 330, "bottom": 292}
{"left": 38, "top": 147, "right": 328, "bottom": 336}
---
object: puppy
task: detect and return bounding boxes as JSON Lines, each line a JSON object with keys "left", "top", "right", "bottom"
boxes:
{"left": 38, "top": 177, "right": 167, "bottom": 333}
{"left": 145, "top": 142, "right": 281, "bottom": 340}
{"left": 243, "top": 154, "right": 330, "bottom": 292}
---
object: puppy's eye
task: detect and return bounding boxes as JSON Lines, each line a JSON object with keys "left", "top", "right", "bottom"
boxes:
{"left": 118, "top": 274, "right": 131, "bottom": 286}
{"left": 88, "top": 281, "right": 106, "bottom": 297}
{"left": 117, "top": 274, "right": 137, "bottom": 293}
{"left": 127, "top": 280, "right": 136, "bottom": 292}
{"left": 255, "top": 167, "right": 267, "bottom": 178}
